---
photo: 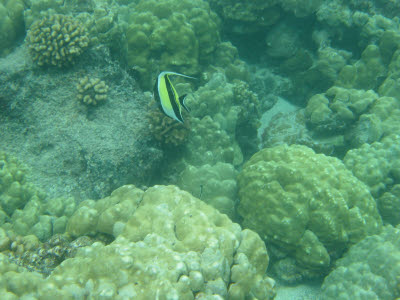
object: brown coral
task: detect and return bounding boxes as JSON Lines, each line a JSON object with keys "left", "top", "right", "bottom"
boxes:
{"left": 148, "top": 103, "right": 191, "bottom": 147}
{"left": 76, "top": 76, "right": 108, "bottom": 105}
{"left": 4, "top": 232, "right": 94, "bottom": 275}
{"left": 26, "top": 14, "right": 89, "bottom": 67}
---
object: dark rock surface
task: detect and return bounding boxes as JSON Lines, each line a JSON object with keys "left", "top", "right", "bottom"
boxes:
{"left": 0, "top": 45, "right": 162, "bottom": 200}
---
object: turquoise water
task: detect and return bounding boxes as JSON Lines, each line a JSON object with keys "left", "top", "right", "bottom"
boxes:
{"left": 0, "top": 0, "right": 399, "bottom": 299}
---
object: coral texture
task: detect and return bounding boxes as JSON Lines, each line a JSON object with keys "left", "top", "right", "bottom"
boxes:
{"left": 344, "top": 134, "right": 400, "bottom": 198}
{"left": 26, "top": 14, "right": 89, "bottom": 67}
{"left": 148, "top": 106, "right": 191, "bottom": 148}
{"left": 178, "top": 162, "right": 238, "bottom": 219}
{"left": 237, "top": 144, "right": 382, "bottom": 272}
{"left": 0, "top": 152, "right": 44, "bottom": 218}
{"left": 321, "top": 226, "right": 400, "bottom": 300}
{"left": 124, "top": 0, "right": 220, "bottom": 88}
{"left": 0, "top": 185, "right": 276, "bottom": 299}
{"left": 76, "top": 76, "right": 109, "bottom": 105}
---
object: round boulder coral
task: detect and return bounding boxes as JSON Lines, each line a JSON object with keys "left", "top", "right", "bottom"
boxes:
{"left": 321, "top": 225, "right": 400, "bottom": 300}
{"left": 0, "top": 185, "right": 277, "bottom": 299}
{"left": 26, "top": 14, "right": 89, "bottom": 67}
{"left": 237, "top": 144, "right": 382, "bottom": 272}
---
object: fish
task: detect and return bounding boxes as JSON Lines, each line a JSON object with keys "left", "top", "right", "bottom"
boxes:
{"left": 153, "top": 71, "right": 196, "bottom": 123}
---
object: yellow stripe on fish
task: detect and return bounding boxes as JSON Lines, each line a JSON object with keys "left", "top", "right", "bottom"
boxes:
{"left": 154, "top": 71, "right": 195, "bottom": 123}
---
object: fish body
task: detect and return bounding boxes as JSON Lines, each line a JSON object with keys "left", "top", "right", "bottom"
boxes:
{"left": 154, "top": 71, "right": 195, "bottom": 123}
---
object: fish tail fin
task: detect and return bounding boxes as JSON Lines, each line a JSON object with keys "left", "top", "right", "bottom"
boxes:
{"left": 179, "top": 94, "right": 191, "bottom": 113}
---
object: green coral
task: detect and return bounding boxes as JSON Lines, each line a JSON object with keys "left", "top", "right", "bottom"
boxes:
{"left": 305, "top": 86, "right": 378, "bottom": 134}
{"left": 178, "top": 162, "right": 238, "bottom": 219}
{"left": 0, "top": 152, "right": 44, "bottom": 218}
{"left": 280, "top": 0, "right": 324, "bottom": 17}
{"left": 344, "top": 134, "right": 400, "bottom": 198}
{"left": 185, "top": 116, "right": 243, "bottom": 166}
{"left": 261, "top": 110, "right": 343, "bottom": 155}
{"left": 304, "top": 87, "right": 400, "bottom": 149}
{"left": 208, "top": 0, "right": 281, "bottom": 34}
{"left": 26, "top": 14, "right": 89, "bottom": 67}
{"left": 8, "top": 194, "right": 78, "bottom": 241}
{"left": 336, "top": 44, "right": 387, "bottom": 90}
{"left": 0, "top": 185, "right": 277, "bottom": 299}
{"left": 321, "top": 225, "right": 400, "bottom": 300}
{"left": 211, "top": 42, "right": 251, "bottom": 82}
{"left": 379, "top": 46, "right": 400, "bottom": 99}
{"left": 232, "top": 79, "right": 261, "bottom": 160}
{"left": 66, "top": 185, "right": 144, "bottom": 238}
{"left": 237, "top": 144, "right": 382, "bottom": 274}
{"left": 0, "top": 153, "right": 79, "bottom": 241}
{"left": 124, "top": 0, "right": 220, "bottom": 88}
{"left": 290, "top": 47, "right": 350, "bottom": 104}
{"left": 377, "top": 185, "right": 400, "bottom": 226}
{"left": 188, "top": 73, "right": 238, "bottom": 134}
{"left": 24, "top": 0, "right": 124, "bottom": 56}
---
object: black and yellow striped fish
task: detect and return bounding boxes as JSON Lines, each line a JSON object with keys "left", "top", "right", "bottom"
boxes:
{"left": 153, "top": 71, "right": 195, "bottom": 123}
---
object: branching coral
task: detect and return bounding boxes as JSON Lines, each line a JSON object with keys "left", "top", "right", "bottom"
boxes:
{"left": 148, "top": 105, "right": 191, "bottom": 148}
{"left": 26, "top": 14, "right": 89, "bottom": 67}
{"left": 76, "top": 76, "right": 109, "bottom": 105}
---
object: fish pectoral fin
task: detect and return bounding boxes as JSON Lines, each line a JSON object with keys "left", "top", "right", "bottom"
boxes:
{"left": 179, "top": 94, "right": 191, "bottom": 113}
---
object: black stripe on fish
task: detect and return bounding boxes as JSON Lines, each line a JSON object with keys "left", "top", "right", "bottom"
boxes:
{"left": 165, "top": 75, "right": 184, "bottom": 123}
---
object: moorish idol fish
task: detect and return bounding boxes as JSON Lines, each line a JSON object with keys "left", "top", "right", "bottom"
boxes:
{"left": 153, "top": 71, "right": 196, "bottom": 123}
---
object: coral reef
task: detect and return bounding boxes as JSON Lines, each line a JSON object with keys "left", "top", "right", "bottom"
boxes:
{"left": 123, "top": 0, "right": 220, "bottom": 88}
{"left": 188, "top": 73, "right": 238, "bottom": 134}
{"left": 9, "top": 194, "right": 78, "bottom": 242}
{"left": 66, "top": 185, "right": 143, "bottom": 238}
{"left": 336, "top": 44, "right": 387, "bottom": 91}
{"left": 261, "top": 110, "right": 344, "bottom": 155}
{"left": 305, "top": 86, "right": 378, "bottom": 135}
{"left": 321, "top": 225, "right": 400, "bottom": 300}
{"left": 304, "top": 87, "right": 400, "bottom": 150}
{"left": 288, "top": 47, "right": 351, "bottom": 104}
{"left": 186, "top": 73, "right": 261, "bottom": 162}
{"left": 0, "top": 152, "right": 77, "bottom": 241}
{"left": 209, "top": 0, "right": 281, "bottom": 34}
{"left": 76, "top": 76, "right": 109, "bottom": 105}
{"left": 377, "top": 185, "right": 400, "bottom": 226}
{"left": 0, "top": 45, "right": 162, "bottom": 200}
{"left": 148, "top": 105, "right": 191, "bottom": 148}
{"left": 232, "top": 79, "right": 261, "bottom": 160}
{"left": 178, "top": 162, "right": 238, "bottom": 219}
{"left": 185, "top": 116, "right": 243, "bottom": 167}
{"left": 237, "top": 144, "right": 382, "bottom": 275}
{"left": 3, "top": 233, "right": 93, "bottom": 275}
{"left": 0, "top": 185, "right": 276, "bottom": 299}
{"left": 3, "top": 0, "right": 400, "bottom": 297}
{"left": 0, "top": 152, "right": 44, "bottom": 217}
{"left": 211, "top": 41, "right": 251, "bottom": 82}
{"left": 26, "top": 14, "right": 89, "bottom": 67}
{"left": 344, "top": 134, "right": 400, "bottom": 198}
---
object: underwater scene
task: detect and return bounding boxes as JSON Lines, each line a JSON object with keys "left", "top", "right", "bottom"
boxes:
{"left": 0, "top": 0, "right": 400, "bottom": 299}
